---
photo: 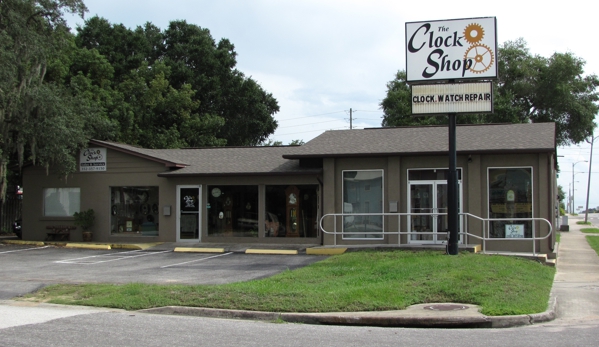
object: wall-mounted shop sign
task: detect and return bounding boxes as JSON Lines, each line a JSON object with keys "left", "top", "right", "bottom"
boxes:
{"left": 80, "top": 148, "right": 106, "bottom": 172}
{"left": 406, "top": 17, "right": 497, "bottom": 83}
{"left": 411, "top": 82, "right": 493, "bottom": 115}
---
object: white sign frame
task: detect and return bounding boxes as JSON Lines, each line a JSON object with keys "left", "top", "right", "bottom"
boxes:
{"left": 406, "top": 17, "right": 497, "bottom": 83}
{"left": 80, "top": 147, "right": 107, "bottom": 172}
{"left": 505, "top": 224, "right": 525, "bottom": 238}
{"left": 411, "top": 82, "right": 493, "bottom": 115}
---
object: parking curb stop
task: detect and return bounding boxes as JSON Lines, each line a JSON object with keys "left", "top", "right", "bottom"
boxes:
{"left": 64, "top": 243, "right": 112, "bottom": 250}
{"left": 174, "top": 247, "right": 225, "bottom": 253}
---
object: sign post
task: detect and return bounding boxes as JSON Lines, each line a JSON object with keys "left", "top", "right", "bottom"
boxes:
{"left": 405, "top": 17, "right": 497, "bottom": 255}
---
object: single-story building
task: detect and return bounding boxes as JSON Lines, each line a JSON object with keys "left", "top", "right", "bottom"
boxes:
{"left": 22, "top": 122, "right": 558, "bottom": 254}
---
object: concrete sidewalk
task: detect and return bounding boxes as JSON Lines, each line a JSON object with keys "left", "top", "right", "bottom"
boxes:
{"left": 551, "top": 215, "right": 599, "bottom": 324}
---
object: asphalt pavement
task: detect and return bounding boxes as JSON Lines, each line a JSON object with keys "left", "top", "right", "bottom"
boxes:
{"left": 1, "top": 215, "right": 599, "bottom": 329}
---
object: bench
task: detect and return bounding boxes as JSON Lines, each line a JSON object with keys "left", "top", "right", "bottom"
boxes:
{"left": 45, "top": 225, "right": 76, "bottom": 241}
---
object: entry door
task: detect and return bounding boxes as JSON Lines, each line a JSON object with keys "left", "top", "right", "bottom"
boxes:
{"left": 409, "top": 181, "right": 460, "bottom": 244}
{"left": 177, "top": 185, "right": 201, "bottom": 242}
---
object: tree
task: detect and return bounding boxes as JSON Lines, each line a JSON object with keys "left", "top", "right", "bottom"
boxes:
{"left": 0, "top": 0, "right": 112, "bottom": 202}
{"left": 75, "top": 17, "right": 280, "bottom": 147}
{"left": 381, "top": 39, "right": 599, "bottom": 146}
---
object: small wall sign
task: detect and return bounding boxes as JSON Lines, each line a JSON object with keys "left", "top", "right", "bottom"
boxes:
{"left": 80, "top": 148, "right": 107, "bottom": 172}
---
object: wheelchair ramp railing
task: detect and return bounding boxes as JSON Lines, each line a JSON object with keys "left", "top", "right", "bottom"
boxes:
{"left": 319, "top": 212, "right": 553, "bottom": 256}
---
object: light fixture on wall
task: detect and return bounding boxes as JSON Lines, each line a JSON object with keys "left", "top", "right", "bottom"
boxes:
{"left": 468, "top": 155, "right": 473, "bottom": 163}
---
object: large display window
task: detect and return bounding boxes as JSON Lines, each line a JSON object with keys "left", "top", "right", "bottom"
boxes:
{"left": 264, "top": 185, "right": 318, "bottom": 238}
{"left": 43, "top": 188, "right": 80, "bottom": 217}
{"left": 207, "top": 185, "right": 258, "bottom": 237}
{"left": 488, "top": 168, "right": 533, "bottom": 238}
{"left": 110, "top": 187, "right": 159, "bottom": 236}
{"left": 342, "top": 170, "right": 384, "bottom": 239}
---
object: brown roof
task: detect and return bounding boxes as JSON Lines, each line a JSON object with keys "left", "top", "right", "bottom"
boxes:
{"left": 91, "top": 123, "right": 555, "bottom": 176}
{"left": 89, "top": 140, "right": 320, "bottom": 177}
{"left": 282, "top": 123, "right": 556, "bottom": 159}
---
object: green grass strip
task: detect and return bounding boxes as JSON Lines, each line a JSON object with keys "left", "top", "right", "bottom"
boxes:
{"left": 24, "top": 251, "right": 554, "bottom": 316}
{"left": 576, "top": 221, "right": 591, "bottom": 225}
{"left": 580, "top": 228, "right": 599, "bottom": 234}
{"left": 587, "top": 236, "right": 599, "bottom": 256}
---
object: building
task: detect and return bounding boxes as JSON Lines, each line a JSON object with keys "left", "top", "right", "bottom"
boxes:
{"left": 22, "top": 122, "right": 558, "bottom": 254}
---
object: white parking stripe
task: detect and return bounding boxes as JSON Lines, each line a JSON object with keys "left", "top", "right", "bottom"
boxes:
{"left": 56, "top": 250, "right": 172, "bottom": 265}
{"left": 0, "top": 246, "right": 50, "bottom": 255}
{"left": 160, "top": 252, "right": 233, "bottom": 268}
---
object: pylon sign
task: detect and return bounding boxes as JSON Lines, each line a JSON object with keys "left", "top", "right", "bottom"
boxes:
{"left": 406, "top": 17, "right": 497, "bottom": 83}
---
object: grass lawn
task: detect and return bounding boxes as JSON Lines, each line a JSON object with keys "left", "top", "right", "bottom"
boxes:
{"left": 587, "top": 236, "right": 599, "bottom": 256}
{"left": 576, "top": 221, "right": 591, "bottom": 225}
{"left": 23, "top": 251, "right": 555, "bottom": 316}
{"left": 580, "top": 228, "right": 599, "bottom": 234}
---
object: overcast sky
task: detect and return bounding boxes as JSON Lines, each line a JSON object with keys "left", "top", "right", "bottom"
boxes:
{"left": 66, "top": 0, "right": 599, "bottom": 209}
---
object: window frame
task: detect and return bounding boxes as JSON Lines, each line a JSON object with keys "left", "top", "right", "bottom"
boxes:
{"left": 43, "top": 187, "right": 81, "bottom": 217}
{"left": 341, "top": 169, "right": 384, "bottom": 240}
{"left": 486, "top": 166, "right": 534, "bottom": 238}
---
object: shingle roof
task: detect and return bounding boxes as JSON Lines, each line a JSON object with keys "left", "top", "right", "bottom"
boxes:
{"left": 89, "top": 140, "right": 320, "bottom": 176}
{"left": 91, "top": 123, "right": 555, "bottom": 176}
{"left": 282, "top": 123, "right": 556, "bottom": 159}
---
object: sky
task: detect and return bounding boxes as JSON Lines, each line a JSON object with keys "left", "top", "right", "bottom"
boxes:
{"left": 65, "top": 0, "right": 599, "bottom": 209}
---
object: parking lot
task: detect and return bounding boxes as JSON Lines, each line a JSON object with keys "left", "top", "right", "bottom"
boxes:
{"left": 0, "top": 243, "right": 328, "bottom": 299}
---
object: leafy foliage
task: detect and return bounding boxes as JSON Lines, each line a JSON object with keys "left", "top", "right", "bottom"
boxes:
{"left": 75, "top": 17, "right": 279, "bottom": 147}
{"left": 0, "top": 0, "right": 111, "bottom": 201}
{"left": 381, "top": 39, "right": 599, "bottom": 146}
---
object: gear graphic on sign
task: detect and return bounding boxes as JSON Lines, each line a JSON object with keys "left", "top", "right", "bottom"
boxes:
{"left": 463, "top": 23, "right": 484, "bottom": 44}
{"left": 463, "top": 43, "right": 494, "bottom": 74}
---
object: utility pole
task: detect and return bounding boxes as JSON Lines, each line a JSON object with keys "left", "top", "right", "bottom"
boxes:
{"left": 349, "top": 108, "right": 353, "bottom": 130}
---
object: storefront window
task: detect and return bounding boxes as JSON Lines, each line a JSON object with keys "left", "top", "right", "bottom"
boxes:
{"left": 265, "top": 185, "right": 318, "bottom": 238}
{"left": 342, "top": 170, "right": 383, "bottom": 239}
{"left": 43, "top": 188, "right": 80, "bottom": 217}
{"left": 110, "top": 187, "right": 159, "bottom": 236}
{"left": 208, "top": 185, "right": 258, "bottom": 237}
{"left": 488, "top": 168, "right": 533, "bottom": 238}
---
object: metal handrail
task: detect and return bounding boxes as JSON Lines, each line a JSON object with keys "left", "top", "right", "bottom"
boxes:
{"left": 319, "top": 212, "right": 553, "bottom": 256}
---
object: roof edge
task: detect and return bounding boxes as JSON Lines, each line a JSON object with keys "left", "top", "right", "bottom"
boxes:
{"left": 89, "top": 140, "right": 188, "bottom": 168}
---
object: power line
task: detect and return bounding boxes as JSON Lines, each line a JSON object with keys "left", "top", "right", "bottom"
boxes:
{"left": 275, "top": 126, "right": 348, "bottom": 136}
{"left": 278, "top": 111, "right": 346, "bottom": 121}
{"left": 277, "top": 119, "right": 341, "bottom": 129}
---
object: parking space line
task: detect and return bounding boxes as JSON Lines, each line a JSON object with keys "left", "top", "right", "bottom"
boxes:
{"left": 56, "top": 250, "right": 172, "bottom": 265}
{"left": 160, "top": 252, "right": 233, "bottom": 268}
{"left": 0, "top": 246, "right": 50, "bottom": 255}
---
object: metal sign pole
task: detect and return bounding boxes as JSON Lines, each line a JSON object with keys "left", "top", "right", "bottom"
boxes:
{"left": 448, "top": 113, "right": 459, "bottom": 255}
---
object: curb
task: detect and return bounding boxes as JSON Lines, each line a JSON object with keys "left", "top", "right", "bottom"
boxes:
{"left": 138, "top": 297, "right": 557, "bottom": 329}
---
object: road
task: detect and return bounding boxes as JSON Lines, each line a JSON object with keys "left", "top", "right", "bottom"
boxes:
{"left": 0, "top": 303, "right": 598, "bottom": 347}
{"left": 1, "top": 219, "right": 599, "bottom": 347}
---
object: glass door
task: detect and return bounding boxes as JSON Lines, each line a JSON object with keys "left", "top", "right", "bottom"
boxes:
{"left": 177, "top": 185, "right": 201, "bottom": 242}
{"left": 409, "top": 181, "right": 460, "bottom": 244}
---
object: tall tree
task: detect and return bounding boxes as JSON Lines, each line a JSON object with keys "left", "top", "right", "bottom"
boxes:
{"left": 0, "top": 0, "right": 112, "bottom": 202}
{"left": 75, "top": 17, "right": 280, "bottom": 147}
{"left": 381, "top": 39, "right": 599, "bottom": 146}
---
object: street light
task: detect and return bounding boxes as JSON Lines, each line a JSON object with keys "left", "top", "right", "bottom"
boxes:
{"left": 573, "top": 160, "right": 588, "bottom": 214}
{"left": 585, "top": 135, "right": 599, "bottom": 223}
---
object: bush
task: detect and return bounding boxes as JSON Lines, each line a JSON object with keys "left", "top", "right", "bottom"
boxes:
{"left": 73, "top": 209, "right": 95, "bottom": 231}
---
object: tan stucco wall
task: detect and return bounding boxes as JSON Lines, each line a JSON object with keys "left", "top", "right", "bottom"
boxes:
{"left": 322, "top": 152, "right": 556, "bottom": 254}
{"left": 22, "top": 148, "right": 322, "bottom": 243}
{"left": 22, "top": 149, "right": 170, "bottom": 242}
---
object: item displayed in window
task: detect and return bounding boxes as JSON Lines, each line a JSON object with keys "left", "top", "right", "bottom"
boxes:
{"left": 110, "top": 187, "right": 159, "bottom": 236}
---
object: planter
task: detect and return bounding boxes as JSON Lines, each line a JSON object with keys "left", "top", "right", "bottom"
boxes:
{"left": 82, "top": 231, "right": 93, "bottom": 242}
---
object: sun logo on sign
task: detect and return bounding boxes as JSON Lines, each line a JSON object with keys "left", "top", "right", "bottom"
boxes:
{"left": 463, "top": 23, "right": 494, "bottom": 74}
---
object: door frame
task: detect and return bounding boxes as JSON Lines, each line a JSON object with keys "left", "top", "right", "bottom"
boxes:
{"left": 407, "top": 178, "right": 463, "bottom": 245}
{"left": 176, "top": 185, "right": 202, "bottom": 242}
